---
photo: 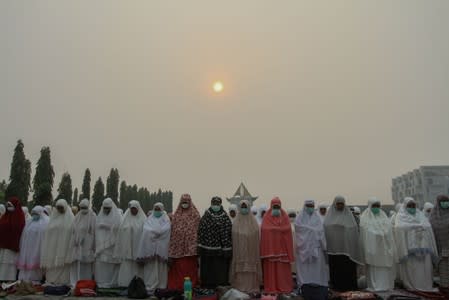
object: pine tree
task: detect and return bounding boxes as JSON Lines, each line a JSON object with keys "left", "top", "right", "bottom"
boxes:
{"left": 81, "top": 168, "right": 91, "bottom": 200}
{"left": 0, "top": 180, "right": 8, "bottom": 203}
{"left": 5, "top": 140, "right": 31, "bottom": 204}
{"left": 106, "top": 168, "right": 120, "bottom": 205}
{"left": 32, "top": 147, "right": 55, "bottom": 206}
{"left": 55, "top": 172, "right": 73, "bottom": 203}
{"left": 119, "top": 180, "right": 127, "bottom": 210}
{"left": 73, "top": 188, "right": 78, "bottom": 206}
{"left": 92, "top": 177, "right": 105, "bottom": 212}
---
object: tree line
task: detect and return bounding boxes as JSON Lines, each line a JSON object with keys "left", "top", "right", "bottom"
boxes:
{"left": 0, "top": 140, "right": 173, "bottom": 212}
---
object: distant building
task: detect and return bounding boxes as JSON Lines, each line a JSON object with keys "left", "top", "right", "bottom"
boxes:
{"left": 391, "top": 166, "right": 449, "bottom": 208}
{"left": 227, "top": 182, "right": 258, "bottom": 206}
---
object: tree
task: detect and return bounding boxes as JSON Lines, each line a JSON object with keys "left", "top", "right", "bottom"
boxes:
{"left": 55, "top": 172, "right": 73, "bottom": 203}
{"left": 5, "top": 140, "right": 31, "bottom": 204}
{"left": 81, "top": 168, "right": 91, "bottom": 200}
{"left": 92, "top": 177, "right": 105, "bottom": 212}
{"left": 119, "top": 180, "right": 127, "bottom": 210}
{"left": 106, "top": 168, "right": 120, "bottom": 205}
{"left": 0, "top": 180, "right": 7, "bottom": 203}
{"left": 73, "top": 188, "right": 78, "bottom": 206}
{"left": 32, "top": 147, "right": 55, "bottom": 206}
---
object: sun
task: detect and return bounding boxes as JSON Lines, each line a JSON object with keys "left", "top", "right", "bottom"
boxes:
{"left": 213, "top": 81, "right": 224, "bottom": 93}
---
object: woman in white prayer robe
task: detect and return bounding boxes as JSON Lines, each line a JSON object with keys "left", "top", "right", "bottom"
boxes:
{"left": 68, "top": 199, "right": 96, "bottom": 285}
{"left": 360, "top": 197, "right": 396, "bottom": 291}
{"left": 114, "top": 200, "right": 146, "bottom": 287}
{"left": 137, "top": 202, "right": 171, "bottom": 289}
{"left": 41, "top": 199, "right": 74, "bottom": 285}
{"left": 95, "top": 198, "right": 123, "bottom": 288}
{"left": 295, "top": 200, "right": 329, "bottom": 290}
{"left": 394, "top": 197, "right": 438, "bottom": 291}
{"left": 22, "top": 207, "right": 32, "bottom": 222}
{"left": 17, "top": 206, "right": 49, "bottom": 282}
{"left": 423, "top": 202, "right": 434, "bottom": 219}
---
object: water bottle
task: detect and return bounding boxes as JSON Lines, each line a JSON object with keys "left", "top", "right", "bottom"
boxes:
{"left": 184, "top": 277, "right": 192, "bottom": 300}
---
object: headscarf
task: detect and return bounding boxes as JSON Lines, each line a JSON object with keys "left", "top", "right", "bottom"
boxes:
{"left": 359, "top": 197, "right": 396, "bottom": 267}
{"left": 137, "top": 202, "right": 171, "bottom": 261}
{"left": 95, "top": 198, "right": 122, "bottom": 260}
{"left": 168, "top": 194, "right": 200, "bottom": 258}
{"left": 287, "top": 208, "right": 297, "bottom": 223}
{"left": 394, "top": 197, "right": 438, "bottom": 263}
{"left": 318, "top": 203, "right": 328, "bottom": 222}
{"left": 197, "top": 196, "right": 232, "bottom": 256}
{"left": 44, "top": 205, "right": 52, "bottom": 216}
{"left": 257, "top": 204, "right": 268, "bottom": 225}
{"left": 323, "top": 196, "right": 362, "bottom": 264}
{"left": 390, "top": 202, "right": 402, "bottom": 225}
{"left": 251, "top": 205, "right": 258, "bottom": 217}
{"left": 113, "top": 200, "right": 146, "bottom": 260}
{"left": 68, "top": 199, "right": 96, "bottom": 263}
{"left": 230, "top": 200, "right": 262, "bottom": 285}
{"left": 17, "top": 206, "right": 49, "bottom": 271}
{"left": 423, "top": 202, "right": 434, "bottom": 219}
{"left": 0, "top": 197, "right": 26, "bottom": 252}
{"left": 22, "top": 206, "right": 31, "bottom": 221}
{"left": 430, "top": 195, "right": 449, "bottom": 256}
{"left": 260, "top": 197, "right": 294, "bottom": 263}
{"left": 295, "top": 200, "right": 326, "bottom": 263}
{"left": 0, "top": 204, "right": 5, "bottom": 218}
{"left": 229, "top": 204, "right": 238, "bottom": 217}
{"left": 41, "top": 199, "right": 75, "bottom": 268}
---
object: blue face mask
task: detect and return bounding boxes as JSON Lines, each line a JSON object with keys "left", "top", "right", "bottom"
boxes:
{"left": 211, "top": 205, "right": 221, "bottom": 212}
{"left": 32, "top": 214, "right": 40, "bottom": 221}
{"left": 440, "top": 201, "right": 449, "bottom": 209}
{"left": 371, "top": 207, "right": 380, "bottom": 215}
{"left": 240, "top": 208, "right": 249, "bottom": 215}
{"left": 272, "top": 208, "right": 281, "bottom": 217}
{"left": 306, "top": 207, "right": 315, "bottom": 215}
{"left": 406, "top": 207, "right": 416, "bottom": 215}
{"left": 153, "top": 211, "right": 162, "bottom": 218}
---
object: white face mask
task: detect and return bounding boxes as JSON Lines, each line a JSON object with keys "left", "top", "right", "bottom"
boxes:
{"left": 181, "top": 203, "right": 189, "bottom": 209}
{"left": 7, "top": 207, "right": 15, "bottom": 212}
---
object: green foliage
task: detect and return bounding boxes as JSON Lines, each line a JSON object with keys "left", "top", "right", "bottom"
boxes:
{"left": 0, "top": 180, "right": 7, "bottom": 203}
{"left": 73, "top": 188, "right": 78, "bottom": 206}
{"left": 32, "top": 146, "right": 55, "bottom": 206}
{"left": 56, "top": 172, "right": 73, "bottom": 203}
{"left": 81, "top": 168, "right": 91, "bottom": 200}
{"left": 119, "top": 180, "right": 127, "bottom": 210}
{"left": 106, "top": 168, "right": 120, "bottom": 205}
{"left": 5, "top": 140, "right": 31, "bottom": 205}
{"left": 92, "top": 177, "right": 105, "bottom": 212}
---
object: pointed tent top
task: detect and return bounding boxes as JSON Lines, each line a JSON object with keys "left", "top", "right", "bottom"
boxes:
{"left": 227, "top": 182, "right": 258, "bottom": 204}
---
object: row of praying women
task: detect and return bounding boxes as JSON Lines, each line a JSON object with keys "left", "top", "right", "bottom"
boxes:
{"left": 1, "top": 194, "right": 449, "bottom": 295}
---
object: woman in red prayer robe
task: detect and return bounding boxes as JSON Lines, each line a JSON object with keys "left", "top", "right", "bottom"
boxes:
{"left": 167, "top": 194, "right": 201, "bottom": 289}
{"left": 260, "top": 197, "right": 294, "bottom": 294}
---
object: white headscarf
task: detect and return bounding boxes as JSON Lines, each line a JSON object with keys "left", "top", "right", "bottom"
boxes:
{"left": 22, "top": 206, "right": 32, "bottom": 221}
{"left": 41, "top": 199, "right": 75, "bottom": 269}
{"left": 68, "top": 199, "right": 96, "bottom": 263}
{"left": 0, "top": 204, "right": 5, "bottom": 218}
{"left": 96, "top": 198, "right": 123, "bottom": 261}
{"left": 295, "top": 200, "right": 326, "bottom": 263}
{"left": 423, "top": 202, "right": 434, "bottom": 219}
{"left": 229, "top": 204, "right": 238, "bottom": 214}
{"left": 257, "top": 204, "right": 268, "bottom": 225}
{"left": 44, "top": 205, "right": 52, "bottom": 216}
{"left": 394, "top": 197, "right": 438, "bottom": 263}
{"left": 353, "top": 207, "right": 361, "bottom": 214}
{"left": 251, "top": 205, "right": 258, "bottom": 216}
{"left": 359, "top": 197, "right": 396, "bottom": 267}
{"left": 17, "top": 206, "right": 49, "bottom": 271}
{"left": 324, "top": 196, "right": 362, "bottom": 264}
{"left": 318, "top": 203, "right": 328, "bottom": 222}
{"left": 136, "top": 202, "right": 171, "bottom": 261}
{"left": 287, "top": 208, "right": 297, "bottom": 223}
{"left": 113, "top": 200, "right": 146, "bottom": 260}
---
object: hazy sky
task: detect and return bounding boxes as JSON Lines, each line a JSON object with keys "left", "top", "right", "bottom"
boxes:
{"left": 1, "top": 1, "right": 449, "bottom": 211}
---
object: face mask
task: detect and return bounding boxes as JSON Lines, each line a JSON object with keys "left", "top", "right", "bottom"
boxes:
{"left": 32, "top": 214, "right": 40, "bottom": 221}
{"left": 406, "top": 207, "right": 416, "bottom": 215}
{"left": 7, "top": 207, "right": 15, "bottom": 212}
{"left": 272, "top": 209, "right": 281, "bottom": 217}
{"left": 81, "top": 208, "right": 88, "bottom": 214}
{"left": 211, "top": 205, "right": 221, "bottom": 212}
{"left": 306, "top": 207, "right": 314, "bottom": 215}
{"left": 153, "top": 211, "right": 163, "bottom": 218}
{"left": 441, "top": 201, "right": 449, "bottom": 209}
{"left": 371, "top": 207, "right": 380, "bottom": 215}
{"left": 240, "top": 208, "right": 249, "bottom": 215}
{"left": 181, "top": 203, "right": 189, "bottom": 209}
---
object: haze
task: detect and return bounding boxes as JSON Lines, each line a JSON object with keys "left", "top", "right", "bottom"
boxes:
{"left": 1, "top": 1, "right": 449, "bottom": 210}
